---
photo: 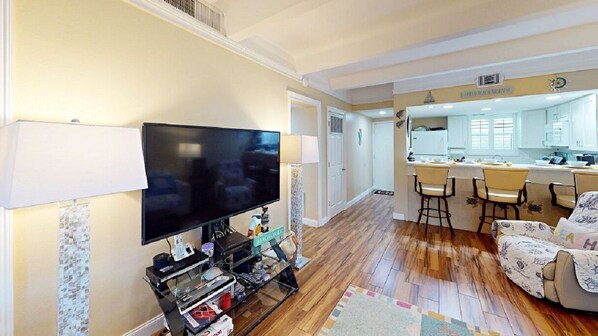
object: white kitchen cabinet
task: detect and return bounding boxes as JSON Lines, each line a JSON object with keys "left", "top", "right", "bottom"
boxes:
{"left": 447, "top": 115, "right": 467, "bottom": 148}
{"left": 519, "top": 109, "right": 546, "bottom": 148}
{"left": 569, "top": 94, "right": 597, "bottom": 151}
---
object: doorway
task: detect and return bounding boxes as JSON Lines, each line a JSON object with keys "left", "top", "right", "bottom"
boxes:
{"left": 327, "top": 108, "right": 346, "bottom": 219}
{"left": 372, "top": 121, "right": 394, "bottom": 191}
{"left": 287, "top": 91, "right": 323, "bottom": 227}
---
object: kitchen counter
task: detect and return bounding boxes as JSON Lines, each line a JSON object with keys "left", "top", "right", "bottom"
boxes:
{"left": 405, "top": 162, "right": 579, "bottom": 233}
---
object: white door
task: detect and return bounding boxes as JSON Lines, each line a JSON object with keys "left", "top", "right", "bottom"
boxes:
{"left": 373, "top": 122, "right": 394, "bottom": 191}
{"left": 328, "top": 111, "right": 345, "bottom": 219}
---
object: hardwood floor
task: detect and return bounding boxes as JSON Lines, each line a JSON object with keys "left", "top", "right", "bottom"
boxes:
{"left": 249, "top": 193, "right": 598, "bottom": 336}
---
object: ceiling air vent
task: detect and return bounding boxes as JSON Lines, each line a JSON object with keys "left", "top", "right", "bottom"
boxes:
{"left": 163, "top": 0, "right": 225, "bottom": 34}
{"left": 476, "top": 73, "right": 503, "bottom": 88}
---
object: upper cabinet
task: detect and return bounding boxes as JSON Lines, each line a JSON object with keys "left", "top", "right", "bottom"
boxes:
{"left": 519, "top": 109, "right": 546, "bottom": 148}
{"left": 447, "top": 115, "right": 467, "bottom": 148}
{"left": 547, "top": 105, "right": 569, "bottom": 123}
{"left": 569, "top": 94, "right": 597, "bottom": 151}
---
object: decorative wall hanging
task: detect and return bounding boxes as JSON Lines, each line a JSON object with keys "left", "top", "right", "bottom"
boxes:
{"left": 396, "top": 108, "right": 406, "bottom": 129}
{"left": 550, "top": 75, "right": 567, "bottom": 92}
{"left": 358, "top": 128, "right": 363, "bottom": 146}
{"left": 396, "top": 109, "right": 405, "bottom": 119}
{"left": 423, "top": 90, "right": 435, "bottom": 104}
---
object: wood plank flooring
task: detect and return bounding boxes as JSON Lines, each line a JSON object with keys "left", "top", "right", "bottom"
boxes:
{"left": 249, "top": 194, "right": 598, "bottom": 336}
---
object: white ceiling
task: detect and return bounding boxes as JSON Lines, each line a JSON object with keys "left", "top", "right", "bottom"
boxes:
{"left": 205, "top": 0, "right": 598, "bottom": 103}
{"left": 408, "top": 90, "right": 597, "bottom": 118}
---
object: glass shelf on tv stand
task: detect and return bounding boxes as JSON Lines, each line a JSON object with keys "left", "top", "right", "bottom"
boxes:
{"left": 183, "top": 261, "right": 296, "bottom": 336}
{"left": 143, "top": 268, "right": 236, "bottom": 313}
{"left": 144, "top": 230, "right": 298, "bottom": 336}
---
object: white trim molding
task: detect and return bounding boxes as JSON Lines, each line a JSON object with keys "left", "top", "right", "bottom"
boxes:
{"left": 122, "top": 314, "right": 164, "bottom": 336}
{"left": 346, "top": 187, "right": 373, "bottom": 209}
{"left": 125, "top": 0, "right": 351, "bottom": 103}
{"left": 0, "top": 0, "right": 13, "bottom": 334}
{"left": 393, "top": 212, "right": 405, "bottom": 220}
{"left": 126, "top": 0, "right": 301, "bottom": 82}
{"left": 302, "top": 217, "right": 319, "bottom": 227}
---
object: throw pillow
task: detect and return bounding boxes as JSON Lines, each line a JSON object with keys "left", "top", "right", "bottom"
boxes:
{"left": 552, "top": 217, "right": 598, "bottom": 250}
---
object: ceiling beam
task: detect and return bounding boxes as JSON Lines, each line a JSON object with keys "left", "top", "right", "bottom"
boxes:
{"left": 329, "top": 22, "right": 598, "bottom": 90}
{"left": 221, "top": 0, "right": 334, "bottom": 41}
{"left": 295, "top": 0, "right": 598, "bottom": 75}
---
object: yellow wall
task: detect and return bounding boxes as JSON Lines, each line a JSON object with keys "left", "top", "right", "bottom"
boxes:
{"left": 393, "top": 69, "right": 598, "bottom": 216}
{"left": 352, "top": 100, "right": 393, "bottom": 111}
{"left": 12, "top": 0, "right": 349, "bottom": 334}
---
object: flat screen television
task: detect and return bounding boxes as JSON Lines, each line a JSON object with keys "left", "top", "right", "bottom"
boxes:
{"left": 141, "top": 123, "right": 280, "bottom": 245}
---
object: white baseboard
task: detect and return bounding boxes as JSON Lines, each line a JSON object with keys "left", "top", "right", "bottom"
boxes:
{"left": 346, "top": 187, "right": 373, "bottom": 209}
{"left": 123, "top": 314, "right": 164, "bottom": 336}
{"left": 303, "top": 217, "right": 319, "bottom": 227}
{"left": 393, "top": 212, "right": 405, "bottom": 220}
{"left": 319, "top": 216, "right": 329, "bottom": 226}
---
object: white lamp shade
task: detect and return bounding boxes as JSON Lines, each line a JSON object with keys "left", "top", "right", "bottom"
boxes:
{"left": 281, "top": 135, "right": 319, "bottom": 164}
{"left": 0, "top": 121, "right": 148, "bottom": 209}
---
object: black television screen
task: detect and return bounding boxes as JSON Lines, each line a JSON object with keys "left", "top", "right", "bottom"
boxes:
{"left": 141, "top": 123, "right": 280, "bottom": 245}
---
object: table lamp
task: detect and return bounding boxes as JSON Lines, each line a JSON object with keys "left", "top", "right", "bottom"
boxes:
{"left": 0, "top": 120, "right": 147, "bottom": 335}
{"left": 281, "top": 135, "right": 319, "bottom": 269}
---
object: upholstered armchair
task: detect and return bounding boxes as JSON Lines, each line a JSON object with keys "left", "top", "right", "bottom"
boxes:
{"left": 492, "top": 192, "right": 598, "bottom": 312}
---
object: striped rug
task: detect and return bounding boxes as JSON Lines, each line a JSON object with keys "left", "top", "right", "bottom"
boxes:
{"left": 319, "top": 285, "right": 500, "bottom": 336}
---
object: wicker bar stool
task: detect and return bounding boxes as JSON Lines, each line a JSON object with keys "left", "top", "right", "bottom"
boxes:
{"left": 413, "top": 163, "right": 455, "bottom": 235}
{"left": 473, "top": 166, "right": 529, "bottom": 233}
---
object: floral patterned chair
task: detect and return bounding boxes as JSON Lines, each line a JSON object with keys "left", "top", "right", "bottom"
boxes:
{"left": 492, "top": 192, "right": 598, "bottom": 312}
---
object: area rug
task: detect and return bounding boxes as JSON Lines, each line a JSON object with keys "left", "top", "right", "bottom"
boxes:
{"left": 374, "top": 189, "right": 394, "bottom": 196}
{"left": 319, "top": 285, "right": 500, "bottom": 336}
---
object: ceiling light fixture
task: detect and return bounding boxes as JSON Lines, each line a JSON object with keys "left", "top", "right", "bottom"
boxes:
{"left": 546, "top": 95, "right": 561, "bottom": 100}
{"left": 494, "top": 99, "right": 502, "bottom": 102}
{"left": 379, "top": 111, "right": 387, "bottom": 115}
{"left": 443, "top": 105, "right": 454, "bottom": 109}
{"left": 428, "top": 105, "right": 434, "bottom": 109}
{"left": 481, "top": 107, "right": 492, "bottom": 111}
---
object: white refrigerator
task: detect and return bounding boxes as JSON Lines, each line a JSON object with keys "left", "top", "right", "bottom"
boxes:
{"left": 411, "top": 130, "right": 448, "bottom": 160}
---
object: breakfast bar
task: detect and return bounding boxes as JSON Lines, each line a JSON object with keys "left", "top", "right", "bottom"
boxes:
{"left": 406, "top": 162, "right": 583, "bottom": 233}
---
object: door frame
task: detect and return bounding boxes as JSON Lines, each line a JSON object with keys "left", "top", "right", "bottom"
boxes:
{"left": 372, "top": 120, "right": 394, "bottom": 191}
{"left": 287, "top": 91, "right": 323, "bottom": 228}
{"left": 327, "top": 106, "right": 347, "bottom": 220}
{"left": 1, "top": 0, "right": 14, "bottom": 334}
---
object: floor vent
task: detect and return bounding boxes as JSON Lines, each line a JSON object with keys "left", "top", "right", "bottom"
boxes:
{"left": 163, "top": 0, "right": 225, "bottom": 34}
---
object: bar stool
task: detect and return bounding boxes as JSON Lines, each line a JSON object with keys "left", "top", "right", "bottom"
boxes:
{"left": 473, "top": 166, "right": 529, "bottom": 233}
{"left": 550, "top": 169, "right": 598, "bottom": 212}
{"left": 413, "top": 163, "right": 455, "bottom": 235}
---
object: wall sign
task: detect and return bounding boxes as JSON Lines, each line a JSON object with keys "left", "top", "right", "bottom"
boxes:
{"left": 460, "top": 86, "right": 513, "bottom": 99}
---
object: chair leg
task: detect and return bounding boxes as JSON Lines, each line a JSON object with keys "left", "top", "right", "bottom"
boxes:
{"left": 425, "top": 197, "right": 430, "bottom": 235}
{"left": 512, "top": 204, "right": 520, "bottom": 220}
{"left": 425, "top": 197, "right": 431, "bottom": 226}
{"left": 443, "top": 197, "right": 455, "bottom": 235}
{"left": 437, "top": 197, "right": 443, "bottom": 229}
{"left": 477, "top": 200, "right": 488, "bottom": 233}
{"left": 416, "top": 195, "right": 424, "bottom": 225}
{"left": 492, "top": 203, "right": 497, "bottom": 222}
